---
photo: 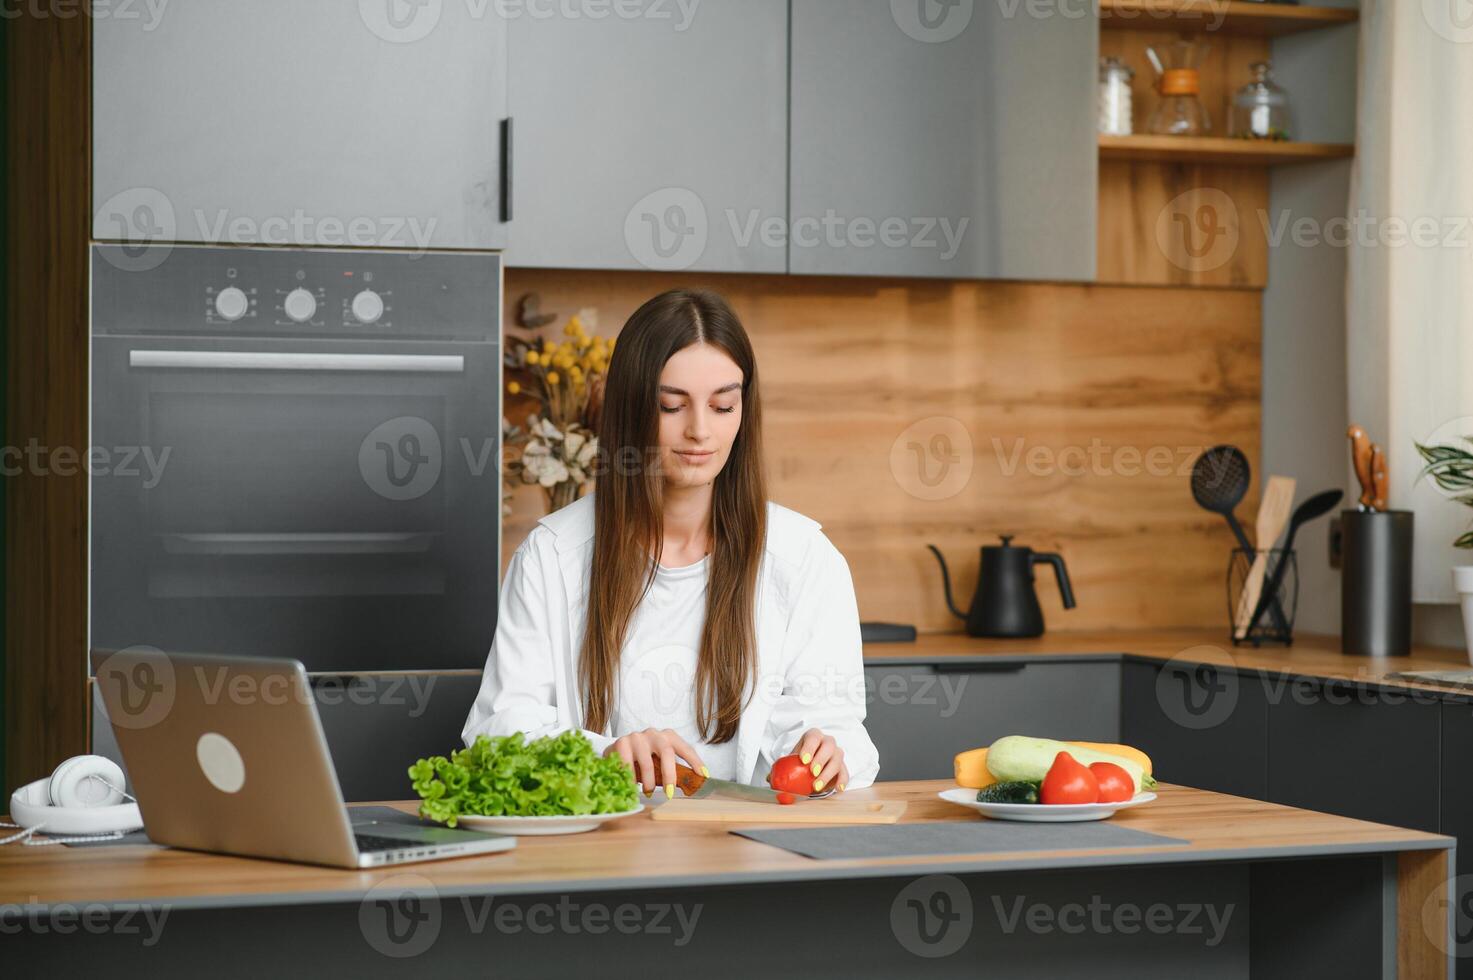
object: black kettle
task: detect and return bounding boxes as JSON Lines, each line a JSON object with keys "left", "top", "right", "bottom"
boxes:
{"left": 927, "top": 536, "right": 1076, "bottom": 638}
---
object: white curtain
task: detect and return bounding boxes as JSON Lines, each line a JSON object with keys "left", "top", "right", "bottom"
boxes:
{"left": 1347, "top": 0, "right": 1473, "bottom": 602}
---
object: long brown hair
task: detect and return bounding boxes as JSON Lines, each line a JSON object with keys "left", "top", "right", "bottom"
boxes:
{"left": 579, "top": 289, "right": 767, "bottom": 744}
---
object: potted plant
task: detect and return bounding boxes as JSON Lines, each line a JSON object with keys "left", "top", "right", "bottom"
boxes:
{"left": 503, "top": 298, "right": 613, "bottom": 514}
{"left": 1415, "top": 438, "right": 1473, "bottom": 659}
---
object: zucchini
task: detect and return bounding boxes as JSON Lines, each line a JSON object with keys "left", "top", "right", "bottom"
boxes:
{"left": 976, "top": 780, "right": 1040, "bottom": 804}
{"left": 986, "top": 735, "right": 1153, "bottom": 793}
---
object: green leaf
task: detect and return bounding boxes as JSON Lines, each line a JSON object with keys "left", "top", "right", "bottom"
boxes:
{"left": 409, "top": 731, "right": 639, "bottom": 824}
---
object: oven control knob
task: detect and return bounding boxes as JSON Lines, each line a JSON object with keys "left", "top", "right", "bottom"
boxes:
{"left": 214, "top": 286, "right": 249, "bottom": 321}
{"left": 350, "top": 289, "right": 384, "bottom": 324}
{"left": 283, "top": 288, "right": 317, "bottom": 323}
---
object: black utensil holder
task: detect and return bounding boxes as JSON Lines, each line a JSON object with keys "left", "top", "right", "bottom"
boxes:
{"left": 1227, "top": 548, "right": 1297, "bottom": 647}
{"left": 1341, "top": 509, "right": 1413, "bottom": 657}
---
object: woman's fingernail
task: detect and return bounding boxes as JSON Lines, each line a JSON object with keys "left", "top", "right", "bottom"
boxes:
{"left": 665, "top": 784, "right": 675, "bottom": 798}
{"left": 811, "top": 763, "right": 822, "bottom": 777}
{"left": 813, "top": 779, "right": 825, "bottom": 791}
{"left": 700, "top": 766, "right": 710, "bottom": 778}
{"left": 839, "top": 783, "right": 847, "bottom": 792}
{"left": 800, "top": 753, "right": 812, "bottom": 765}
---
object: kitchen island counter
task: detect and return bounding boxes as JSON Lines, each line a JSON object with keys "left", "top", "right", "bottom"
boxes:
{"left": 5, "top": 781, "right": 1454, "bottom": 978}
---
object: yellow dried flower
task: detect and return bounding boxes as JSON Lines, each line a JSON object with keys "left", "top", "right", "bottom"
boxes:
{"left": 546, "top": 371, "right": 561, "bottom": 385}
{"left": 507, "top": 381, "right": 521, "bottom": 394}
{"left": 525, "top": 349, "right": 539, "bottom": 365}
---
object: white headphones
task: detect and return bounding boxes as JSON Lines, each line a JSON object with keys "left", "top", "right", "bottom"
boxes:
{"left": 5, "top": 755, "right": 144, "bottom": 843}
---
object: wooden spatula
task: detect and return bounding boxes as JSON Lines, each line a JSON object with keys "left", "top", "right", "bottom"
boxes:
{"left": 1234, "top": 475, "right": 1297, "bottom": 639}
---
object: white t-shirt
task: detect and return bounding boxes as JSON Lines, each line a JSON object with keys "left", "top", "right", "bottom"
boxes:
{"left": 609, "top": 556, "right": 741, "bottom": 781}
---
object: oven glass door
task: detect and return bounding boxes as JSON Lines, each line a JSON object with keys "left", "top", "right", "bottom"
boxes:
{"left": 91, "top": 337, "right": 499, "bottom": 671}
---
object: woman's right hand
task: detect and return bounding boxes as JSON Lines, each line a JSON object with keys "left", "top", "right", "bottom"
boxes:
{"left": 605, "top": 728, "right": 706, "bottom": 797}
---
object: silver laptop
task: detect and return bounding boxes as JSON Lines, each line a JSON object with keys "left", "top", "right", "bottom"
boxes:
{"left": 94, "top": 649, "right": 515, "bottom": 868}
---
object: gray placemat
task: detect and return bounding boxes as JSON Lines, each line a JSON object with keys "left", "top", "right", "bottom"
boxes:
{"left": 733, "top": 821, "right": 1189, "bottom": 860}
{"left": 61, "top": 804, "right": 429, "bottom": 848}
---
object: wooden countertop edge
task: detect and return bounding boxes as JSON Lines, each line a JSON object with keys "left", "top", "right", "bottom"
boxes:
{"left": 864, "top": 629, "right": 1473, "bottom": 698}
{"left": 5, "top": 836, "right": 1452, "bottom": 915}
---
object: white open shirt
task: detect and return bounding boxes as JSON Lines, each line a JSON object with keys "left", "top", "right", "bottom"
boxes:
{"left": 462, "top": 494, "right": 881, "bottom": 788}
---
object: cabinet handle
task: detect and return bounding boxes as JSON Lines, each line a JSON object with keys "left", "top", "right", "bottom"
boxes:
{"left": 926, "top": 661, "right": 1029, "bottom": 675}
{"left": 500, "top": 116, "right": 513, "bottom": 223}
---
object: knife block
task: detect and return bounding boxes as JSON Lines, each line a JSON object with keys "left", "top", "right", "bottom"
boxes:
{"left": 1341, "top": 510, "right": 1413, "bottom": 657}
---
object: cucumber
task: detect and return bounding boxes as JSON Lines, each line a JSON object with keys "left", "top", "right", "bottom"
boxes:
{"left": 986, "top": 735, "right": 1153, "bottom": 793}
{"left": 976, "top": 780, "right": 1040, "bottom": 804}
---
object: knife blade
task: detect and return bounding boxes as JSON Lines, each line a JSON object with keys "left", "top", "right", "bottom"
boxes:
{"left": 674, "top": 764, "right": 833, "bottom": 804}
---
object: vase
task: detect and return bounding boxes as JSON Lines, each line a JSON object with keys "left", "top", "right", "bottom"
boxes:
{"left": 1455, "top": 567, "right": 1473, "bottom": 665}
{"left": 544, "top": 481, "right": 580, "bottom": 514}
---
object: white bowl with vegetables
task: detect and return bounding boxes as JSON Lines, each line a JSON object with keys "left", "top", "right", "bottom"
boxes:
{"left": 939, "top": 736, "right": 1158, "bottom": 823}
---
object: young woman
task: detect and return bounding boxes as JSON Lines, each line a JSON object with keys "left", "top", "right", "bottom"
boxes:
{"left": 464, "top": 289, "right": 878, "bottom": 796}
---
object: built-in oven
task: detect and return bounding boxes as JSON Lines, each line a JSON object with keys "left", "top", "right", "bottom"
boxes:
{"left": 90, "top": 244, "right": 501, "bottom": 671}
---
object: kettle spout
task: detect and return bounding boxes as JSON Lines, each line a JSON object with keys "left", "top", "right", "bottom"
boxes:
{"left": 926, "top": 544, "right": 968, "bottom": 620}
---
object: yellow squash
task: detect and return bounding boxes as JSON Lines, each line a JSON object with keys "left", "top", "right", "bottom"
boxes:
{"left": 953, "top": 741, "right": 1154, "bottom": 789}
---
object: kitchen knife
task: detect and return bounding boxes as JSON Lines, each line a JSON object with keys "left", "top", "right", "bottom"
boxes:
{"left": 1348, "top": 425, "right": 1374, "bottom": 511}
{"left": 1370, "top": 444, "right": 1389, "bottom": 512}
{"left": 674, "top": 765, "right": 836, "bottom": 804}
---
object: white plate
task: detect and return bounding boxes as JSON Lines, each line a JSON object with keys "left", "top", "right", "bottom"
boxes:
{"left": 454, "top": 804, "right": 647, "bottom": 836}
{"left": 938, "top": 787, "right": 1157, "bottom": 823}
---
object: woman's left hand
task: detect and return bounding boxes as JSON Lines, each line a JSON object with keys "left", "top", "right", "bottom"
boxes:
{"left": 772, "top": 728, "right": 848, "bottom": 793}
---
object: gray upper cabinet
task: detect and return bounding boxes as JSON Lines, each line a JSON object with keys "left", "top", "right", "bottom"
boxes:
{"left": 789, "top": 0, "right": 1097, "bottom": 280}
{"left": 93, "top": 2, "right": 508, "bottom": 250}
{"left": 504, "top": 0, "right": 787, "bottom": 273}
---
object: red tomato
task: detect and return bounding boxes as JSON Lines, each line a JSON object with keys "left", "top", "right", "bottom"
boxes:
{"left": 1040, "top": 751, "right": 1099, "bottom": 805}
{"left": 769, "top": 754, "right": 815, "bottom": 796}
{"left": 775, "top": 792, "right": 796, "bottom": 806}
{"left": 1089, "top": 762, "right": 1134, "bottom": 803}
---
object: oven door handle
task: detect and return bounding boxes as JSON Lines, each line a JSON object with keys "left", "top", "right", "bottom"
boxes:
{"left": 128, "top": 350, "right": 465, "bottom": 373}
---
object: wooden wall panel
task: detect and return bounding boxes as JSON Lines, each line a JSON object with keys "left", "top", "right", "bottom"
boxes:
{"left": 4, "top": 11, "right": 92, "bottom": 791}
{"left": 1096, "top": 28, "right": 1271, "bottom": 288}
{"left": 503, "top": 269, "right": 1262, "bottom": 634}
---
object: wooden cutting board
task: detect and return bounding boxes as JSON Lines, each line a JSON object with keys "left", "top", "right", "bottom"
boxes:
{"left": 651, "top": 798, "right": 908, "bottom": 825}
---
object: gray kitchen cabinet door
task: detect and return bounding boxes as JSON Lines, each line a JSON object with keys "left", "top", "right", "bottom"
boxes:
{"left": 790, "top": 0, "right": 1096, "bottom": 280}
{"left": 311, "top": 673, "right": 482, "bottom": 803}
{"left": 863, "top": 659, "right": 1119, "bottom": 781}
{"left": 1267, "top": 678, "right": 1440, "bottom": 832}
{"left": 504, "top": 0, "right": 787, "bottom": 273}
{"left": 93, "top": 2, "right": 507, "bottom": 250}
{"left": 1439, "top": 701, "right": 1473, "bottom": 972}
{"left": 1120, "top": 660, "right": 1269, "bottom": 799}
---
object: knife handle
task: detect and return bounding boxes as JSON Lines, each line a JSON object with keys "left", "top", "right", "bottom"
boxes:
{"left": 1371, "top": 444, "right": 1388, "bottom": 512}
{"left": 674, "top": 764, "right": 706, "bottom": 798}
{"left": 1348, "top": 425, "right": 1374, "bottom": 509}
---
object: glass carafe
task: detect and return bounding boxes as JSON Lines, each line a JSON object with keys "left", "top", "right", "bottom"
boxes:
{"left": 1230, "top": 61, "right": 1291, "bottom": 140}
{"left": 1145, "top": 39, "right": 1210, "bottom": 137}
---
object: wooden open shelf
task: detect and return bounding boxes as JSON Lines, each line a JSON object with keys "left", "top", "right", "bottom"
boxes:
{"left": 1100, "top": 0, "right": 1359, "bottom": 36}
{"left": 1099, "top": 134, "right": 1355, "bottom": 166}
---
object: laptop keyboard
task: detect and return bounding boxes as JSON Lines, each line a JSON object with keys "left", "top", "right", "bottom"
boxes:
{"left": 354, "top": 833, "right": 417, "bottom": 853}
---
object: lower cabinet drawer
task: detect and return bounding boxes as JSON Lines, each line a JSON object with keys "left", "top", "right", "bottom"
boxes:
{"left": 1266, "top": 677, "right": 1440, "bottom": 833}
{"left": 863, "top": 660, "right": 1121, "bottom": 781}
{"left": 1120, "top": 659, "right": 1269, "bottom": 800}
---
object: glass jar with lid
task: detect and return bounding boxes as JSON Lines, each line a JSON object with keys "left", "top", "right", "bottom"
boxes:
{"left": 1230, "top": 61, "right": 1291, "bottom": 141}
{"left": 1098, "top": 56, "right": 1134, "bottom": 136}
